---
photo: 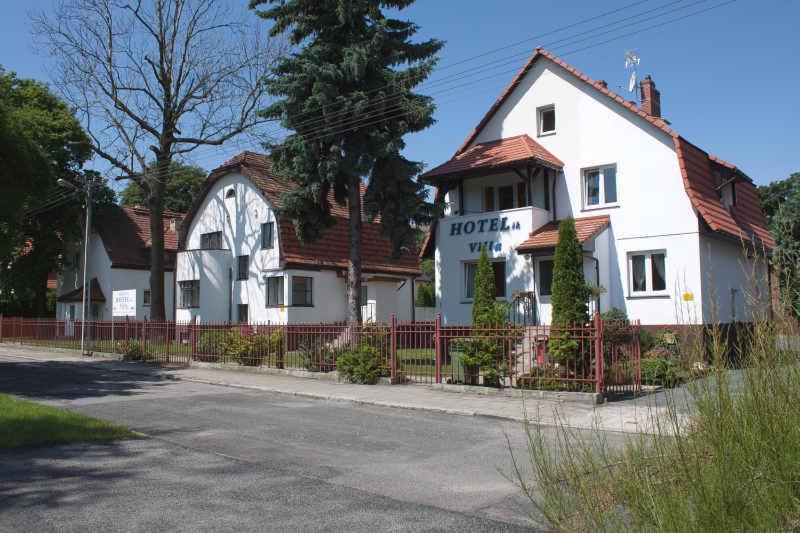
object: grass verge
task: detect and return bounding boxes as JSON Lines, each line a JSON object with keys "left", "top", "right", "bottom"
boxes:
{"left": 0, "top": 393, "right": 139, "bottom": 449}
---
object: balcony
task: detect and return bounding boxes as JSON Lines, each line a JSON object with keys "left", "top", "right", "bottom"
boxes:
{"left": 438, "top": 205, "right": 551, "bottom": 256}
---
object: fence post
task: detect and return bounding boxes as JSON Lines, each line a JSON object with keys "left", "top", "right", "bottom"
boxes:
{"left": 390, "top": 314, "right": 398, "bottom": 381}
{"left": 594, "top": 312, "right": 603, "bottom": 396}
{"left": 190, "top": 315, "right": 197, "bottom": 361}
{"left": 434, "top": 314, "right": 442, "bottom": 384}
{"left": 141, "top": 317, "right": 148, "bottom": 357}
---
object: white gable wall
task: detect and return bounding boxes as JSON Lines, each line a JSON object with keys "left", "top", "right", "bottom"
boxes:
{"left": 461, "top": 58, "right": 704, "bottom": 324}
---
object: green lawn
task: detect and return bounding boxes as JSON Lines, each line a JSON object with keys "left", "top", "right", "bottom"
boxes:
{"left": 396, "top": 348, "right": 457, "bottom": 377}
{"left": 0, "top": 393, "right": 138, "bottom": 449}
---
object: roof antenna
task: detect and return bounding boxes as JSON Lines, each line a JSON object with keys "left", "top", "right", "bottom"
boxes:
{"left": 623, "top": 50, "right": 640, "bottom": 103}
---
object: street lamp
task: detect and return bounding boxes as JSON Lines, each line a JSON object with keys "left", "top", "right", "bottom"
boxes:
{"left": 57, "top": 178, "right": 93, "bottom": 356}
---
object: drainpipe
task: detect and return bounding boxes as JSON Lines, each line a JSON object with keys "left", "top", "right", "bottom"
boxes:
{"left": 228, "top": 267, "right": 232, "bottom": 322}
{"left": 590, "top": 255, "right": 601, "bottom": 314}
{"left": 410, "top": 277, "right": 415, "bottom": 322}
{"left": 551, "top": 170, "right": 558, "bottom": 221}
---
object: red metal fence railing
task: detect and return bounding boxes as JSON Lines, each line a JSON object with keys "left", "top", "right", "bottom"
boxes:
{"left": 0, "top": 314, "right": 641, "bottom": 395}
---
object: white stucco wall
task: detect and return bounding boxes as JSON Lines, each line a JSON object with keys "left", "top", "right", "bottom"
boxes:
{"left": 434, "top": 55, "right": 706, "bottom": 325}
{"left": 699, "top": 234, "right": 769, "bottom": 324}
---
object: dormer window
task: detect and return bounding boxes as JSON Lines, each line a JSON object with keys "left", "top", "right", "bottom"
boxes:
{"left": 538, "top": 105, "right": 556, "bottom": 136}
{"left": 714, "top": 170, "right": 736, "bottom": 209}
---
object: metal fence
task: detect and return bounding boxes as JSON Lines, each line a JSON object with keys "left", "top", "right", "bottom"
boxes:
{"left": 0, "top": 314, "right": 641, "bottom": 395}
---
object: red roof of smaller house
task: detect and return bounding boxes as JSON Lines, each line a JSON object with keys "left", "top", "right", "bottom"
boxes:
{"left": 182, "top": 152, "right": 420, "bottom": 277}
{"left": 516, "top": 215, "right": 610, "bottom": 253}
{"left": 421, "top": 134, "right": 563, "bottom": 181}
{"left": 99, "top": 206, "right": 184, "bottom": 270}
{"left": 56, "top": 278, "right": 106, "bottom": 303}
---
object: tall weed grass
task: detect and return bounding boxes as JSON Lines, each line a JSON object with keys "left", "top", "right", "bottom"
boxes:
{"left": 511, "top": 254, "right": 800, "bottom": 531}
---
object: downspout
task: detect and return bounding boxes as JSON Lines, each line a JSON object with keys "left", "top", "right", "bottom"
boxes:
{"left": 591, "top": 255, "right": 600, "bottom": 314}
{"left": 228, "top": 267, "right": 232, "bottom": 322}
{"left": 551, "top": 170, "right": 558, "bottom": 221}
{"left": 410, "top": 277, "right": 415, "bottom": 322}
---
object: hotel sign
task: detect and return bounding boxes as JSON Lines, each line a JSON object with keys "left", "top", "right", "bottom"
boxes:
{"left": 448, "top": 216, "right": 523, "bottom": 253}
{"left": 112, "top": 289, "right": 137, "bottom": 317}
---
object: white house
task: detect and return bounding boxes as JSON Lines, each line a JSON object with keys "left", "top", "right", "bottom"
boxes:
{"left": 55, "top": 206, "right": 182, "bottom": 321}
{"left": 421, "top": 48, "right": 774, "bottom": 327}
{"left": 175, "top": 152, "right": 419, "bottom": 324}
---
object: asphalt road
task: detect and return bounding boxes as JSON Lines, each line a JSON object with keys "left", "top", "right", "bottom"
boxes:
{"left": 0, "top": 356, "right": 625, "bottom": 531}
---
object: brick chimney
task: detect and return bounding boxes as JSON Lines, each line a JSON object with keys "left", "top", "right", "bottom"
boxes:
{"left": 640, "top": 75, "right": 661, "bottom": 118}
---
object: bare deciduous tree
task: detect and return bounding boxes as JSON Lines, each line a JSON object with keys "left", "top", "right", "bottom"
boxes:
{"left": 34, "top": 0, "right": 285, "bottom": 319}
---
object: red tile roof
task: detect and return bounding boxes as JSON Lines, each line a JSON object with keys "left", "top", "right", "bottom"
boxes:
{"left": 56, "top": 278, "right": 106, "bottom": 303}
{"left": 455, "top": 47, "right": 773, "bottom": 249}
{"left": 421, "top": 134, "right": 563, "bottom": 181}
{"left": 99, "top": 206, "right": 184, "bottom": 270}
{"left": 516, "top": 215, "right": 610, "bottom": 253}
{"left": 183, "top": 152, "right": 420, "bottom": 276}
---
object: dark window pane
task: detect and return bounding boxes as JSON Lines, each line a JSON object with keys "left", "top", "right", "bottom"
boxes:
{"left": 517, "top": 182, "right": 528, "bottom": 208}
{"left": 143, "top": 289, "right": 151, "bottom": 306}
{"left": 292, "top": 276, "right": 313, "bottom": 306}
{"left": 651, "top": 253, "right": 666, "bottom": 291}
{"left": 539, "top": 260, "right": 554, "bottom": 296}
{"left": 359, "top": 286, "right": 369, "bottom": 307}
{"left": 498, "top": 186, "right": 514, "bottom": 210}
{"left": 237, "top": 255, "right": 249, "bottom": 280}
{"left": 631, "top": 255, "right": 647, "bottom": 292}
{"left": 266, "top": 276, "right": 284, "bottom": 307}
{"left": 237, "top": 304, "right": 248, "bottom": 324}
{"left": 262, "top": 222, "right": 274, "bottom": 249}
{"left": 200, "top": 231, "right": 222, "bottom": 250}
{"left": 541, "top": 107, "right": 555, "bottom": 133}
{"left": 465, "top": 263, "right": 477, "bottom": 299}
{"left": 585, "top": 171, "right": 600, "bottom": 206}
{"left": 603, "top": 167, "right": 617, "bottom": 203}
{"left": 492, "top": 261, "right": 506, "bottom": 298}
{"left": 484, "top": 187, "right": 495, "bottom": 212}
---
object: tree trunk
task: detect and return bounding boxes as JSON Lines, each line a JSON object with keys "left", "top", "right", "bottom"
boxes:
{"left": 148, "top": 155, "right": 168, "bottom": 320}
{"left": 347, "top": 176, "right": 362, "bottom": 324}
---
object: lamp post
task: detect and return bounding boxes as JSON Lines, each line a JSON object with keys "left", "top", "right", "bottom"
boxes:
{"left": 57, "top": 178, "right": 93, "bottom": 355}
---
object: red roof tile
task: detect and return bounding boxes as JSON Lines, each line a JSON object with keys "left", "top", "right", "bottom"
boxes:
{"left": 455, "top": 47, "right": 773, "bottom": 249}
{"left": 421, "top": 134, "right": 563, "bottom": 181}
{"left": 516, "top": 215, "right": 610, "bottom": 253}
{"left": 99, "top": 206, "right": 184, "bottom": 270}
{"left": 183, "top": 152, "right": 420, "bottom": 276}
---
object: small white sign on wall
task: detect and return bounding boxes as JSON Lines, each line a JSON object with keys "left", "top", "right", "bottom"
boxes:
{"left": 112, "top": 289, "right": 137, "bottom": 317}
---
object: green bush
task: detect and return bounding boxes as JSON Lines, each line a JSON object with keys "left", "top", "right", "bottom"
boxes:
{"left": 336, "top": 346, "right": 388, "bottom": 384}
{"left": 196, "top": 329, "right": 239, "bottom": 356}
{"left": 640, "top": 357, "right": 679, "bottom": 388}
{"left": 516, "top": 367, "right": 594, "bottom": 392}
{"left": 359, "top": 324, "right": 388, "bottom": 351}
{"left": 120, "top": 340, "right": 146, "bottom": 361}
{"left": 600, "top": 307, "right": 628, "bottom": 322}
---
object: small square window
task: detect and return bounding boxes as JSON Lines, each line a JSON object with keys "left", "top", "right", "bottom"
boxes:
{"left": 200, "top": 231, "right": 222, "bottom": 250}
{"left": 179, "top": 280, "right": 200, "bottom": 308}
{"left": 538, "top": 106, "right": 556, "bottom": 135}
{"left": 538, "top": 259, "right": 554, "bottom": 297}
{"left": 266, "top": 276, "right": 284, "bottom": 307}
{"left": 464, "top": 261, "right": 506, "bottom": 299}
{"left": 237, "top": 304, "right": 248, "bottom": 324}
{"left": 143, "top": 289, "right": 151, "bottom": 306}
{"left": 628, "top": 251, "right": 667, "bottom": 296}
{"left": 261, "top": 222, "right": 274, "bottom": 249}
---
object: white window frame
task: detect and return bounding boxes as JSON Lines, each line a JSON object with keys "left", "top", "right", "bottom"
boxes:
{"left": 537, "top": 105, "right": 556, "bottom": 136}
{"left": 582, "top": 165, "right": 618, "bottom": 210}
{"left": 627, "top": 250, "right": 668, "bottom": 297}
{"left": 178, "top": 280, "right": 200, "bottom": 308}
{"left": 265, "top": 275, "right": 285, "bottom": 307}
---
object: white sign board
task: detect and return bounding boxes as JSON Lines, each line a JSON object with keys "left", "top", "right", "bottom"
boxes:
{"left": 112, "top": 289, "right": 137, "bottom": 317}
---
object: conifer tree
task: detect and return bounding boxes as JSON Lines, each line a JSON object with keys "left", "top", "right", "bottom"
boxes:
{"left": 254, "top": 0, "right": 442, "bottom": 323}
{"left": 551, "top": 216, "right": 588, "bottom": 326}
{"left": 472, "top": 245, "right": 498, "bottom": 325}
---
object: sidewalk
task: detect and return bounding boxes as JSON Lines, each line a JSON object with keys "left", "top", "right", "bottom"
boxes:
{"left": 0, "top": 343, "right": 681, "bottom": 434}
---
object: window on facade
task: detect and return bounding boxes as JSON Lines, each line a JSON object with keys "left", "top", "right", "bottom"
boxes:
{"left": 143, "top": 289, "right": 151, "bottom": 306}
{"left": 464, "top": 261, "right": 506, "bottom": 299}
{"left": 292, "top": 276, "right": 313, "bottom": 306}
{"left": 237, "top": 304, "right": 248, "bottom": 324}
{"left": 261, "top": 222, "right": 274, "bottom": 249}
{"left": 538, "top": 105, "right": 556, "bottom": 135}
{"left": 225, "top": 188, "right": 236, "bottom": 198}
{"left": 179, "top": 280, "right": 200, "bottom": 308}
{"left": 200, "top": 231, "right": 222, "bottom": 250}
{"left": 517, "top": 182, "right": 528, "bottom": 208}
{"left": 629, "top": 251, "right": 666, "bottom": 295}
{"left": 237, "top": 255, "right": 249, "bottom": 281}
{"left": 359, "top": 285, "right": 369, "bottom": 307}
{"left": 266, "top": 276, "right": 284, "bottom": 307}
{"left": 538, "top": 259, "right": 554, "bottom": 297}
{"left": 583, "top": 166, "right": 617, "bottom": 208}
{"left": 498, "top": 185, "right": 514, "bottom": 210}
{"left": 484, "top": 187, "right": 495, "bottom": 212}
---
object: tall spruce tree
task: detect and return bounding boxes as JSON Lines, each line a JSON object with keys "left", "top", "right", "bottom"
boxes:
{"left": 551, "top": 216, "right": 588, "bottom": 326}
{"left": 254, "top": 0, "right": 443, "bottom": 323}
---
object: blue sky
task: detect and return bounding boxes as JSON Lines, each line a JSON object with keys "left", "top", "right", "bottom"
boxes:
{"left": 2, "top": 0, "right": 798, "bottom": 191}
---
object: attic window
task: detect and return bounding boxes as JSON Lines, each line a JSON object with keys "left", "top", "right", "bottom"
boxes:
{"left": 538, "top": 105, "right": 556, "bottom": 136}
{"left": 225, "top": 188, "right": 236, "bottom": 199}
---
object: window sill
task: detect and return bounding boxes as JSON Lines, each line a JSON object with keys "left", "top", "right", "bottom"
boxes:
{"left": 266, "top": 305, "right": 286, "bottom": 309}
{"left": 178, "top": 306, "right": 200, "bottom": 309}
{"left": 581, "top": 204, "right": 620, "bottom": 212}
{"left": 626, "top": 293, "right": 670, "bottom": 300}
{"left": 291, "top": 304, "right": 314, "bottom": 308}
{"left": 538, "top": 130, "right": 556, "bottom": 137}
